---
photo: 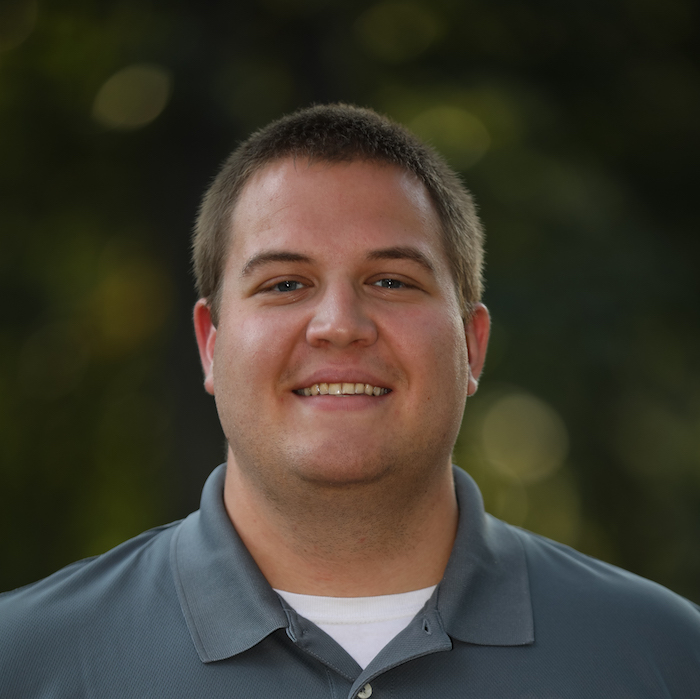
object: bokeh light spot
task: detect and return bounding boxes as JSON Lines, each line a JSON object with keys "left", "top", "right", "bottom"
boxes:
{"left": 410, "top": 106, "right": 490, "bottom": 170}
{"left": 0, "top": 0, "right": 37, "bottom": 52}
{"left": 355, "top": 1, "right": 442, "bottom": 63}
{"left": 88, "top": 247, "right": 172, "bottom": 357}
{"left": 481, "top": 391, "right": 569, "bottom": 483}
{"left": 92, "top": 64, "right": 172, "bottom": 130}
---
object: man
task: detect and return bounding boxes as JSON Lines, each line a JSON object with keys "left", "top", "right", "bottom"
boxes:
{"left": 2, "top": 104, "right": 699, "bottom": 697}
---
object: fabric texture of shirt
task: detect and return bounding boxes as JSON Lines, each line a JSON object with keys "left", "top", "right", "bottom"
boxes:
{"left": 2, "top": 464, "right": 700, "bottom": 698}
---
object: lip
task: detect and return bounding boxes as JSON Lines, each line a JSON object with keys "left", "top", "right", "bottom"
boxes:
{"left": 292, "top": 391, "right": 391, "bottom": 412}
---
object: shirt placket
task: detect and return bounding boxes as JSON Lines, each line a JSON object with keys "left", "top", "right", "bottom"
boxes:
{"left": 285, "top": 606, "right": 453, "bottom": 699}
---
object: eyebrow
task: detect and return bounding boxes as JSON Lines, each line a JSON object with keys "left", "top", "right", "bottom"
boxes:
{"left": 239, "top": 246, "right": 435, "bottom": 277}
{"left": 240, "top": 251, "right": 315, "bottom": 277}
{"left": 366, "top": 246, "right": 435, "bottom": 274}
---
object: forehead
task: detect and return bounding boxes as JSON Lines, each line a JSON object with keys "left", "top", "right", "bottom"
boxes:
{"left": 226, "top": 157, "right": 447, "bottom": 268}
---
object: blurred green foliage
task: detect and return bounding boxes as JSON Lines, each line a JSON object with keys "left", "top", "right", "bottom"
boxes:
{"left": 1, "top": 0, "right": 699, "bottom": 601}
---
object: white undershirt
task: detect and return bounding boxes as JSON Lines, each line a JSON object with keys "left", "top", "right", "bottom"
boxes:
{"left": 274, "top": 586, "right": 437, "bottom": 669}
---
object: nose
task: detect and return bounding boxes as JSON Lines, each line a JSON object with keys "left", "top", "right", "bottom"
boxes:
{"left": 306, "top": 281, "right": 378, "bottom": 348}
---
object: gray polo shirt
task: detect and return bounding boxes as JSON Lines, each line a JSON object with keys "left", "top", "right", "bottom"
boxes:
{"left": 2, "top": 465, "right": 699, "bottom": 697}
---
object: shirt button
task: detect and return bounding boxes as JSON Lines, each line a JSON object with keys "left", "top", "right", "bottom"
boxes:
{"left": 357, "top": 684, "right": 372, "bottom": 699}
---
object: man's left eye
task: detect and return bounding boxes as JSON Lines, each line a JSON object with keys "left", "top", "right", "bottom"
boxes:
{"left": 373, "top": 278, "right": 405, "bottom": 289}
{"left": 272, "top": 280, "right": 304, "bottom": 292}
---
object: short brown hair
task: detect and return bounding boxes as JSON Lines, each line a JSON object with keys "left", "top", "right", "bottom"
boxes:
{"left": 192, "top": 103, "right": 484, "bottom": 323}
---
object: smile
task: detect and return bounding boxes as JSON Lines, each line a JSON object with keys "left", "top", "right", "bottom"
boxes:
{"left": 294, "top": 382, "right": 390, "bottom": 397}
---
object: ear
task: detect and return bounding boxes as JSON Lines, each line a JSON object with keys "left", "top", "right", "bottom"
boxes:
{"left": 464, "top": 303, "right": 490, "bottom": 397}
{"left": 193, "top": 299, "right": 217, "bottom": 396}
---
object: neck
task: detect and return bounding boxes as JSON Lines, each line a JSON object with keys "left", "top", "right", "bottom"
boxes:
{"left": 223, "top": 453, "right": 458, "bottom": 597}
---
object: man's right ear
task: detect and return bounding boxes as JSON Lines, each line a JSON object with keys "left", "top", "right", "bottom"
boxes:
{"left": 193, "top": 299, "right": 216, "bottom": 396}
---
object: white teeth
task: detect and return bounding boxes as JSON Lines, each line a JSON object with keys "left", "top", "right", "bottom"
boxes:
{"left": 295, "top": 382, "right": 389, "bottom": 396}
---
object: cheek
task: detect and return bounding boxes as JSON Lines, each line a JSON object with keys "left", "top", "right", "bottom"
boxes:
{"left": 214, "top": 313, "right": 299, "bottom": 388}
{"left": 389, "top": 310, "right": 468, "bottom": 385}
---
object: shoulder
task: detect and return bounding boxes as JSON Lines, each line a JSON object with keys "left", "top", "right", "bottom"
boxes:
{"left": 489, "top": 520, "right": 700, "bottom": 693}
{"left": 504, "top": 518, "right": 700, "bottom": 641}
{"left": 0, "top": 520, "right": 183, "bottom": 695}
{"left": 1, "top": 519, "right": 180, "bottom": 608}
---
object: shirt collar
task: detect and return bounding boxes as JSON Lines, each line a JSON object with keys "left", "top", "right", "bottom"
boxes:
{"left": 436, "top": 467, "right": 534, "bottom": 646}
{"left": 171, "top": 464, "right": 534, "bottom": 663}
{"left": 170, "top": 464, "right": 288, "bottom": 662}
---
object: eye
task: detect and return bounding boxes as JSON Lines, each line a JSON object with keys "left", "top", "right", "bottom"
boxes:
{"left": 271, "top": 280, "right": 305, "bottom": 292}
{"left": 373, "top": 278, "right": 406, "bottom": 289}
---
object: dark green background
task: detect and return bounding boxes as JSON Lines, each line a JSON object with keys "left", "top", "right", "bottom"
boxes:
{"left": 2, "top": 0, "right": 699, "bottom": 602}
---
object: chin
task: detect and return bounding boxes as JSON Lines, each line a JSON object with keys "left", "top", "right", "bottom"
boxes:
{"left": 291, "top": 450, "right": 396, "bottom": 489}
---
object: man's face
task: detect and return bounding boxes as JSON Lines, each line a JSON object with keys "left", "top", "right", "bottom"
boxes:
{"left": 195, "top": 158, "right": 489, "bottom": 495}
